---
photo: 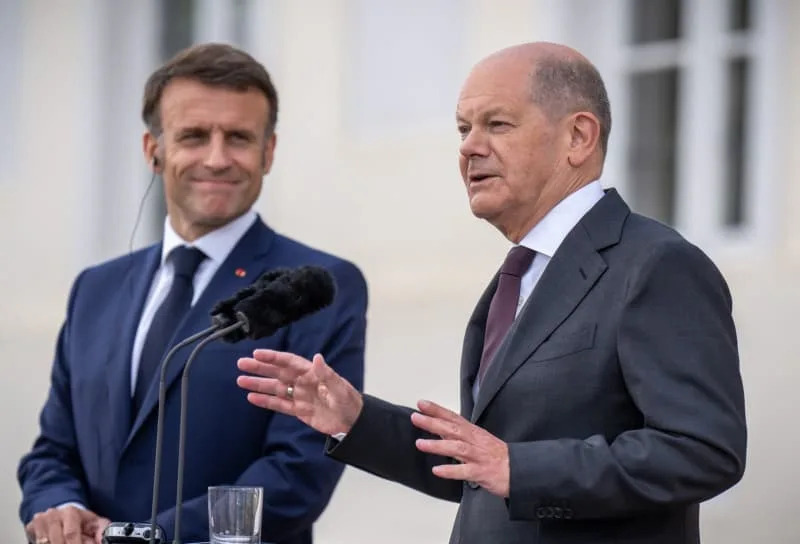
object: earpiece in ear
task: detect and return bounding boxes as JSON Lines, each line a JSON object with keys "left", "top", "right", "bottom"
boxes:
{"left": 152, "top": 156, "right": 160, "bottom": 168}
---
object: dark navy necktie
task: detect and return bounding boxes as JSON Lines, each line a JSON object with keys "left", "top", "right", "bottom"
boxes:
{"left": 477, "top": 245, "right": 536, "bottom": 384}
{"left": 133, "top": 245, "right": 206, "bottom": 415}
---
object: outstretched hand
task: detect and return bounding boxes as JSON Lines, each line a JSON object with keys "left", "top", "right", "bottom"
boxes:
{"left": 412, "top": 400, "right": 511, "bottom": 498}
{"left": 237, "top": 349, "right": 363, "bottom": 436}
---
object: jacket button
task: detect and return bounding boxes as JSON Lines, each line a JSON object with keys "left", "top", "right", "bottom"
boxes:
{"left": 536, "top": 507, "right": 546, "bottom": 519}
{"left": 553, "top": 507, "right": 563, "bottom": 519}
{"left": 545, "top": 507, "right": 555, "bottom": 518}
{"left": 467, "top": 480, "right": 479, "bottom": 489}
{"left": 564, "top": 508, "right": 574, "bottom": 519}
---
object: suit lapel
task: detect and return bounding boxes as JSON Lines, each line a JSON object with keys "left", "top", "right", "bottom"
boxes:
{"left": 459, "top": 276, "right": 498, "bottom": 417}
{"left": 106, "top": 246, "right": 161, "bottom": 456}
{"left": 125, "top": 220, "right": 276, "bottom": 446}
{"left": 470, "top": 189, "right": 629, "bottom": 423}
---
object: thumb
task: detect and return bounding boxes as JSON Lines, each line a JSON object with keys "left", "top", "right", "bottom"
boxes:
{"left": 311, "top": 353, "right": 333, "bottom": 379}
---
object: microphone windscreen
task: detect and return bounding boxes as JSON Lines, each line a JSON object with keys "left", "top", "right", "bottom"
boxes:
{"left": 233, "top": 266, "right": 336, "bottom": 340}
{"left": 210, "top": 268, "right": 293, "bottom": 342}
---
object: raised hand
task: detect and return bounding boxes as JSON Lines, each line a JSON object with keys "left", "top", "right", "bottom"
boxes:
{"left": 237, "top": 349, "right": 363, "bottom": 436}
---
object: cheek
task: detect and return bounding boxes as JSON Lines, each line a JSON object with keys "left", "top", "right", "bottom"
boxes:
{"left": 458, "top": 155, "right": 468, "bottom": 182}
{"left": 237, "top": 150, "right": 267, "bottom": 177}
{"left": 166, "top": 152, "right": 198, "bottom": 182}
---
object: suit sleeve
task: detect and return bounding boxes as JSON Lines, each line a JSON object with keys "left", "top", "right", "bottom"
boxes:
{"left": 506, "top": 240, "right": 747, "bottom": 520}
{"left": 325, "top": 393, "right": 463, "bottom": 503}
{"left": 18, "top": 272, "right": 90, "bottom": 523}
{"left": 154, "top": 259, "right": 370, "bottom": 543}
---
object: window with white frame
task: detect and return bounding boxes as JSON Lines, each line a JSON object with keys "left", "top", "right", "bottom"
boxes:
{"left": 626, "top": 0, "right": 757, "bottom": 230}
{"left": 558, "top": 0, "right": 780, "bottom": 245}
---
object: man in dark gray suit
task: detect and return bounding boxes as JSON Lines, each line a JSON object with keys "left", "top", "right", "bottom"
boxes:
{"left": 235, "top": 42, "right": 746, "bottom": 543}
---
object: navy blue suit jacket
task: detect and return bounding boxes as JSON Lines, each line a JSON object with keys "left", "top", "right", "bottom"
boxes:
{"left": 18, "top": 218, "right": 368, "bottom": 544}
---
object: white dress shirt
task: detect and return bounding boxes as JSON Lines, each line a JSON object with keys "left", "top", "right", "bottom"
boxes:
{"left": 516, "top": 181, "right": 605, "bottom": 315}
{"left": 129, "top": 209, "right": 258, "bottom": 394}
{"left": 472, "top": 181, "right": 604, "bottom": 401}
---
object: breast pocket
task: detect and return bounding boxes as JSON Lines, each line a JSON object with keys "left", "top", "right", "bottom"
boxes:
{"left": 530, "top": 323, "right": 596, "bottom": 362}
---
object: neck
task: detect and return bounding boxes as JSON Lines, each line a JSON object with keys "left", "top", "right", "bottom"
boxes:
{"left": 169, "top": 216, "right": 222, "bottom": 242}
{"left": 498, "top": 172, "right": 596, "bottom": 243}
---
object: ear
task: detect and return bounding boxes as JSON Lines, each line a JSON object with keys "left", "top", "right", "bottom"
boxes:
{"left": 565, "top": 112, "right": 601, "bottom": 168}
{"left": 143, "top": 131, "right": 160, "bottom": 172}
{"left": 262, "top": 132, "right": 278, "bottom": 175}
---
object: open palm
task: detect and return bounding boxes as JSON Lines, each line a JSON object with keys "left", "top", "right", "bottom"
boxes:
{"left": 237, "top": 350, "right": 363, "bottom": 436}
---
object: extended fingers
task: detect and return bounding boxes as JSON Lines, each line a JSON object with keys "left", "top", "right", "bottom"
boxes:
{"left": 416, "top": 438, "right": 472, "bottom": 461}
{"left": 411, "top": 411, "right": 467, "bottom": 440}
{"left": 252, "top": 349, "right": 313, "bottom": 373}
{"left": 431, "top": 461, "right": 474, "bottom": 481}
{"left": 236, "top": 375, "right": 285, "bottom": 396}
{"left": 245, "top": 391, "right": 296, "bottom": 416}
{"left": 242, "top": 350, "right": 313, "bottom": 383}
{"left": 237, "top": 357, "right": 280, "bottom": 378}
{"left": 416, "top": 399, "right": 462, "bottom": 421}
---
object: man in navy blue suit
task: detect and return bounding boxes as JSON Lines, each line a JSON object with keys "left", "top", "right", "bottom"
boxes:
{"left": 18, "top": 43, "right": 367, "bottom": 544}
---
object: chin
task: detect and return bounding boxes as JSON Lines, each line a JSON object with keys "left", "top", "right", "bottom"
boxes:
{"left": 468, "top": 196, "right": 499, "bottom": 220}
{"left": 194, "top": 207, "right": 240, "bottom": 226}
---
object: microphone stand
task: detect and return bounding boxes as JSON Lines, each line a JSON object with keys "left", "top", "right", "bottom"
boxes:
{"left": 172, "top": 322, "right": 245, "bottom": 544}
{"left": 149, "top": 325, "right": 219, "bottom": 544}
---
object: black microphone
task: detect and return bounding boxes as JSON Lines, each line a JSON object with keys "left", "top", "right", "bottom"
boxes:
{"left": 230, "top": 265, "right": 337, "bottom": 340}
{"left": 171, "top": 266, "right": 336, "bottom": 544}
{"left": 147, "top": 269, "right": 291, "bottom": 544}
{"left": 209, "top": 268, "right": 292, "bottom": 341}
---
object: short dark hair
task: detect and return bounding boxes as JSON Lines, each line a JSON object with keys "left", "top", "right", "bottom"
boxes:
{"left": 142, "top": 43, "right": 279, "bottom": 137}
{"left": 531, "top": 56, "right": 612, "bottom": 154}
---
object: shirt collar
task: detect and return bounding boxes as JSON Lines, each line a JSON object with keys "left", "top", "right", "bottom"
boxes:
{"left": 161, "top": 209, "right": 258, "bottom": 265}
{"left": 518, "top": 180, "right": 604, "bottom": 257}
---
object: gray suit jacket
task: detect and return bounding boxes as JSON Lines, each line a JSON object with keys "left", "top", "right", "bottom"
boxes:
{"left": 328, "top": 190, "right": 746, "bottom": 543}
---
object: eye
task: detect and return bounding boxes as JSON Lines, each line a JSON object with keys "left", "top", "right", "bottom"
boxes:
{"left": 488, "top": 120, "right": 511, "bottom": 130}
{"left": 457, "top": 124, "right": 470, "bottom": 139}
{"left": 177, "top": 131, "right": 206, "bottom": 144}
{"left": 228, "top": 132, "right": 254, "bottom": 146}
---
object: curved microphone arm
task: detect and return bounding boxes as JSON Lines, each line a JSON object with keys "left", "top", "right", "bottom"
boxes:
{"left": 173, "top": 321, "right": 245, "bottom": 544}
{"left": 149, "top": 325, "right": 219, "bottom": 544}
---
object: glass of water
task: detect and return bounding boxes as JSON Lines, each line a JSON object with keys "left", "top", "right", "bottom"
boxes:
{"left": 208, "top": 485, "right": 263, "bottom": 544}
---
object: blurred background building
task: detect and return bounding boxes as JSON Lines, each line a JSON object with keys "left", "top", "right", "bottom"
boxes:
{"left": 1, "top": 0, "right": 798, "bottom": 542}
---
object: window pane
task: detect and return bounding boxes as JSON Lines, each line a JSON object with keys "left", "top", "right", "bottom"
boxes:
{"left": 628, "top": 69, "right": 680, "bottom": 225}
{"left": 724, "top": 57, "right": 749, "bottom": 226}
{"left": 730, "top": 0, "right": 751, "bottom": 31}
{"left": 232, "top": 0, "right": 249, "bottom": 47}
{"left": 161, "top": 0, "right": 196, "bottom": 60}
{"left": 631, "top": 0, "right": 682, "bottom": 43}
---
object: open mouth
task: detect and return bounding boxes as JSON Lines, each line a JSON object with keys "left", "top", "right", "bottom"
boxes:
{"left": 469, "top": 174, "right": 497, "bottom": 183}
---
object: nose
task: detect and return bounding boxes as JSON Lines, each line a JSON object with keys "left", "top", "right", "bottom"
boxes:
{"left": 203, "top": 132, "right": 232, "bottom": 171}
{"left": 459, "top": 127, "right": 489, "bottom": 159}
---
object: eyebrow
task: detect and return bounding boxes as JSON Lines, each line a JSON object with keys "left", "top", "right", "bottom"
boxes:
{"left": 456, "top": 106, "right": 514, "bottom": 123}
{"left": 175, "top": 125, "right": 258, "bottom": 139}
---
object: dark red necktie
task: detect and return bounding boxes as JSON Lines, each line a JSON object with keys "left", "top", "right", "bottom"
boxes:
{"left": 477, "top": 246, "right": 536, "bottom": 383}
